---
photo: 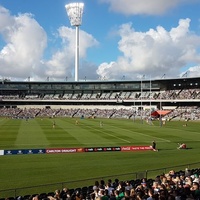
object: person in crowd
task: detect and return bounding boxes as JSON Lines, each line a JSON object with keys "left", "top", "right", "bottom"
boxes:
{"left": 105, "top": 182, "right": 114, "bottom": 196}
{"left": 99, "top": 179, "right": 105, "bottom": 190}
{"left": 32, "top": 195, "right": 39, "bottom": 200}
{"left": 114, "top": 190, "right": 120, "bottom": 200}
{"left": 54, "top": 189, "right": 61, "bottom": 200}
{"left": 125, "top": 180, "right": 133, "bottom": 191}
{"left": 99, "top": 189, "right": 109, "bottom": 200}
{"left": 60, "top": 188, "right": 70, "bottom": 200}
{"left": 146, "top": 188, "right": 155, "bottom": 200}
{"left": 129, "top": 188, "right": 137, "bottom": 199}
{"left": 113, "top": 179, "right": 119, "bottom": 189}
{"left": 185, "top": 168, "right": 192, "bottom": 177}
{"left": 93, "top": 180, "right": 100, "bottom": 191}
{"left": 190, "top": 182, "right": 200, "bottom": 199}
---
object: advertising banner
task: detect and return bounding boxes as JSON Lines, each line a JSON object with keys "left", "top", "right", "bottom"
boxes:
{"left": 2, "top": 146, "right": 151, "bottom": 156}
{"left": 121, "top": 146, "right": 152, "bottom": 151}
{"left": 4, "top": 149, "right": 45, "bottom": 155}
{"left": 84, "top": 147, "right": 121, "bottom": 152}
{"left": 46, "top": 148, "right": 84, "bottom": 154}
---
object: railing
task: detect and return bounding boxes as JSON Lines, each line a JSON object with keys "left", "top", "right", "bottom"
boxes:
{"left": 1, "top": 162, "right": 200, "bottom": 199}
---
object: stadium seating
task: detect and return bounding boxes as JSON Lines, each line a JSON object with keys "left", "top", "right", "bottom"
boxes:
{"left": 1, "top": 167, "right": 200, "bottom": 200}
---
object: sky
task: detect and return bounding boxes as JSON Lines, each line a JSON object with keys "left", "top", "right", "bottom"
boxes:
{"left": 0, "top": 0, "right": 200, "bottom": 82}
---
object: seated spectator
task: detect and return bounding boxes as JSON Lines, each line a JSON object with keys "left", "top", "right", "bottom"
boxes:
{"left": 190, "top": 182, "right": 200, "bottom": 199}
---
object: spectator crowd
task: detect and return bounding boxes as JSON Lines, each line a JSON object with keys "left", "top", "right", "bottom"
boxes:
{"left": 0, "top": 106, "right": 200, "bottom": 121}
{"left": 4, "top": 168, "right": 200, "bottom": 200}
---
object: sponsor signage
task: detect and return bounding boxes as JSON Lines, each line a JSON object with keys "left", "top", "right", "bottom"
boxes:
{"left": 4, "top": 149, "right": 45, "bottom": 155}
{"left": 2, "top": 146, "right": 151, "bottom": 156}
{"left": 77, "top": 148, "right": 84, "bottom": 153}
{"left": 112, "top": 147, "right": 121, "bottom": 151}
{"left": 121, "top": 146, "right": 152, "bottom": 151}
{"left": 84, "top": 148, "right": 94, "bottom": 152}
{"left": 25, "top": 149, "right": 45, "bottom": 154}
{"left": 46, "top": 148, "right": 83, "bottom": 154}
{"left": 84, "top": 147, "right": 121, "bottom": 152}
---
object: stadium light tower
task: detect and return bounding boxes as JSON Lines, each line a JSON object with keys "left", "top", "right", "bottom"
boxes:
{"left": 65, "top": 2, "right": 84, "bottom": 82}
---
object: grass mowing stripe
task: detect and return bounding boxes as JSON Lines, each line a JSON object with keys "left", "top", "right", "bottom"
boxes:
{"left": 75, "top": 118, "right": 132, "bottom": 144}
{"left": 51, "top": 118, "right": 113, "bottom": 147}
{"left": 15, "top": 119, "right": 50, "bottom": 149}
{"left": 86, "top": 124, "right": 131, "bottom": 143}
{"left": 82, "top": 118, "right": 172, "bottom": 144}
{"left": 101, "top": 120, "right": 171, "bottom": 143}
{"left": 37, "top": 118, "right": 85, "bottom": 147}
{"left": 81, "top": 119, "right": 163, "bottom": 144}
{"left": 0, "top": 119, "right": 20, "bottom": 148}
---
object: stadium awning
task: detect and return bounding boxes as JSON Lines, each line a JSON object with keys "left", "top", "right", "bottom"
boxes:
{"left": 151, "top": 110, "right": 171, "bottom": 117}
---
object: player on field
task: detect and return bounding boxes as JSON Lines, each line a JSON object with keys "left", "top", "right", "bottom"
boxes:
{"left": 100, "top": 121, "right": 103, "bottom": 128}
{"left": 177, "top": 143, "right": 187, "bottom": 149}
{"left": 75, "top": 119, "right": 79, "bottom": 125}
{"left": 150, "top": 140, "right": 158, "bottom": 151}
{"left": 52, "top": 120, "right": 56, "bottom": 128}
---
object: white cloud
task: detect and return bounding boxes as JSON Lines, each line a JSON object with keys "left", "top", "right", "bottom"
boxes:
{"left": 99, "top": 0, "right": 197, "bottom": 15}
{"left": 0, "top": 5, "right": 98, "bottom": 80}
{"left": 42, "top": 26, "right": 99, "bottom": 80}
{"left": 0, "top": 7, "right": 47, "bottom": 79}
{"left": 183, "top": 66, "right": 200, "bottom": 78}
{"left": 96, "top": 18, "right": 200, "bottom": 80}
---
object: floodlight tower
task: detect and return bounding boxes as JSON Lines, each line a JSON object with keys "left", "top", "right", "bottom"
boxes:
{"left": 65, "top": 2, "right": 84, "bottom": 82}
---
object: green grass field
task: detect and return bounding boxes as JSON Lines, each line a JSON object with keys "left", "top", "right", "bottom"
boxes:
{"left": 0, "top": 117, "right": 200, "bottom": 197}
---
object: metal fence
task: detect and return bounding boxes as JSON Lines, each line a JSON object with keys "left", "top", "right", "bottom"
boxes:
{"left": 1, "top": 162, "right": 200, "bottom": 198}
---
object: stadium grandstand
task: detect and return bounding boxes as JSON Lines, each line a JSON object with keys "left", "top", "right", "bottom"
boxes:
{"left": 0, "top": 77, "right": 200, "bottom": 120}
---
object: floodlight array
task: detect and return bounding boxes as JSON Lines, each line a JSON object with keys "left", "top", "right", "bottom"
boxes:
{"left": 65, "top": 3, "right": 84, "bottom": 26}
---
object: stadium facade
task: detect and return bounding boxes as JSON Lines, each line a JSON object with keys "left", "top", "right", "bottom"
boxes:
{"left": 0, "top": 77, "right": 199, "bottom": 109}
